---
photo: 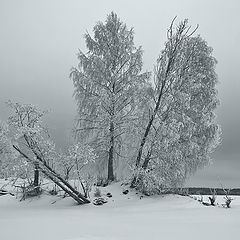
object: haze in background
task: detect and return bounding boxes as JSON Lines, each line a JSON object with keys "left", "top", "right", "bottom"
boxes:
{"left": 0, "top": 0, "right": 239, "bottom": 187}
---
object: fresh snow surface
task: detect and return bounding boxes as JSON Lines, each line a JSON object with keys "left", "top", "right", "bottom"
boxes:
{"left": 0, "top": 181, "right": 239, "bottom": 240}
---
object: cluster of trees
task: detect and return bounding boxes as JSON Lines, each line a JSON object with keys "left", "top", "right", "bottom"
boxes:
{"left": 70, "top": 13, "right": 221, "bottom": 193}
{"left": 0, "top": 12, "right": 221, "bottom": 202}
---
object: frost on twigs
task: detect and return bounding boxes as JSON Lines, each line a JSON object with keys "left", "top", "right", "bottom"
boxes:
{"left": 131, "top": 166, "right": 165, "bottom": 195}
{"left": 67, "top": 142, "right": 97, "bottom": 198}
{"left": 222, "top": 188, "right": 234, "bottom": 208}
{"left": 223, "top": 195, "right": 233, "bottom": 208}
{"left": 71, "top": 12, "right": 151, "bottom": 182}
{"left": 94, "top": 187, "right": 102, "bottom": 197}
{"left": 131, "top": 17, "right": 221, "bottom": 194}
{"left": 1, "top": 101, "right": 91, "bottom": 204}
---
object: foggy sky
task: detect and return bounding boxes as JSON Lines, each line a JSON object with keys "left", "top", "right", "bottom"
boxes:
{"left": 0, "top": 0, "right": 240, "bottom": 187}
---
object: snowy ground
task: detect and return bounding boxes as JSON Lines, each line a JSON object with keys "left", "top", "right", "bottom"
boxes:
{"left": 0, "top": 181, "right": 240, "bottom": 240}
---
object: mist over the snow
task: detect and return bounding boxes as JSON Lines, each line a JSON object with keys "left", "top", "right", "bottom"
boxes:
{"left": 0, "top": 0, "right": 240, "bottom": 187}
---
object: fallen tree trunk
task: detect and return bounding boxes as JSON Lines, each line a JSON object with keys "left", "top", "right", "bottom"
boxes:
{"left": 40, "top": 168, "right": 89, "bottom": 204}
{"left": 12, "top": 145, "right": 90, "bottom": 204}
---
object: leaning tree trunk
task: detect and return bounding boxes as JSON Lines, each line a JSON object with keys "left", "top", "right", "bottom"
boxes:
{"left": 134, "top": 52, "right": 174, "bottom": 177}
{"left": 131, "top": 69, "right": 168, "bottom": 188}
{"left": 40, "top": 168, "right": 89, "bottom": 204}
{"left": 107, "top": 121, "right": 114, "bottom": 182}
{"left": 131, "top": 93, "right": 162, "bottom": 188}
{"left": 13, "top": 145, "right": 90, "bottom": 205}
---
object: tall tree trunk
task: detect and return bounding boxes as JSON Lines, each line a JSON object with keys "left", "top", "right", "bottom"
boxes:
{"left": 131, "top": 80, "right": 166, "bottom": 188}
{"left": 135, "top": 114, "right": 155, "bottom": 167}
{"left": 142, "top": 150, "right": 152, "bottom": 169}
{"left": 33, "top": 164, "right": 40, "bottom": 192}
{"left": 131, "top": 116, "right": 155, "bottom": 188}
{"left": 135, "top": 59, "right": 171, "bottom": 169}
{"left": 107, "top": 121, "right": 114, "bottom": 182}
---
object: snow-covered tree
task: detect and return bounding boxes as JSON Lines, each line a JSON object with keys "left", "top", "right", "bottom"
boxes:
{"left": 0, "top": 121, "right": 12, "bottom": 177}
{"left": 1, "top": 121, "right": 28, "bottom": 180}
{"left": 6, "top": 101, "right": 50, "bottom": 189}
{"left": 56, "top": 143, "right": 97, "bottom": 197}
{"left": 68, "top": 143, "right": 96, "bottom": 197}
{"left": 132, "top": 18, "right": 221, "bottom": 192}
{"left": 56, "top": 151, "right": 73, "bottom": 181}
{"left": 3, "top": 101, "right": 90, "bottom": 204}
{"left": 71, "top": 12, "right": 150, "bottom": 182}
{"left": 0, "top": 121, "right": 10, "bottom": 158}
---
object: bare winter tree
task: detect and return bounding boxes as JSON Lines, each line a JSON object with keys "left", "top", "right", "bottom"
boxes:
{"left": 131, "top": 18, "right": 221, "bottom": 192}
{"left": 70, "top": 12, "right": 150, "bottom": 183}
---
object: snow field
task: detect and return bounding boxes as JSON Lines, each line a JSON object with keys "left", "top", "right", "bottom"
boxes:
{"left": 0, "top": 181, "right": 239, "bottom": 240}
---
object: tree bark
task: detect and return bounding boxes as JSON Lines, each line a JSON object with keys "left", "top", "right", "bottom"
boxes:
{"left": 135, "top": 49, "right": 173, "bottom": 169}
{"left": 135, "top": 85, "right": 164, "bottom": 168}
{"left": 142, "top": 150, "right": 152, "bottom": 169}
{"left": 135, "top": 114, "right": 155, "bottom": 167}
{"left": 33, "top": 165, "right": 40, "bottom": 192}
{"left": 107, "top": 121, "right": 115, "bottom": 182}
{"left": 131, "top": 63, "right": 169, "bottom": 188}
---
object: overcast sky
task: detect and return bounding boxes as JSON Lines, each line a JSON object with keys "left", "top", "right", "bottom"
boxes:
{"left": 0, "top": 0, "right": 239, "bottom": 187}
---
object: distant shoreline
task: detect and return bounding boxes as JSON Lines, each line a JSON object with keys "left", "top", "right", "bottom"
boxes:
{"left": 179, "top": 187, "right": 240, "bottom": 195}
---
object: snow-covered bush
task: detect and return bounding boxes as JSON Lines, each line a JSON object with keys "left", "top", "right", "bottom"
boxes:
{"left": 131, "top": 167, "right": 161, "bottom": 195}
{"left": 94, "top": 187, "right": 102, "bottom": 197}
{"left": 224, "top": 195, "right": 233, "bottom": 208}
{"left": 65, "top": 142, "right": 97, "bottom": 197}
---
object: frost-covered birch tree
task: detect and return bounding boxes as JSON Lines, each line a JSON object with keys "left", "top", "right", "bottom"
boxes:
{"left": 70, "top": 12, "right": 150, "bottom": 182}
{"left": 132, "top": 18, "right": 221, "bottom": 193}
{"left": 1, "top": 101, "right": 90, "bottom": 204}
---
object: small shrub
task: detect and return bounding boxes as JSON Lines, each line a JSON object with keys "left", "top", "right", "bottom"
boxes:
{"left": 198, "top": 195, "right": 203, "bottom": 203}
{"left": 221, "top": 186, "right": 233, "bottom": 208}
{"left": 132, "top": 168, "right": 163, "bottom": 195}
{"left": 224, "top": 195, "right": 233, "bottom": 208}
{"left": 96, "top": 176, "right": 108, "bottom": 187}
{"left": 209, "top": 188, "right": 216, "bottom": 206}
{"left": 94, "top": 187, "right": 101, "bottom": 197}
{"left": 19, "top": 184, "right": 42, "bottom": 201}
